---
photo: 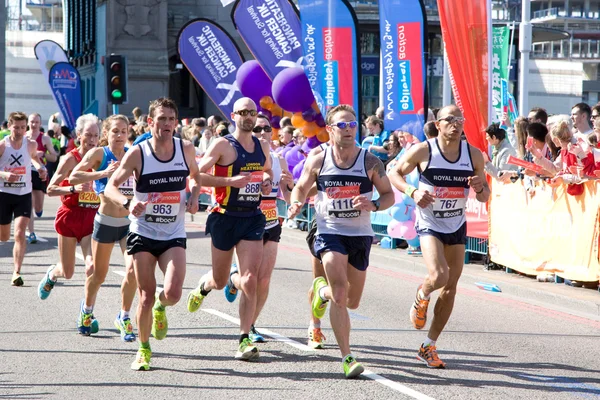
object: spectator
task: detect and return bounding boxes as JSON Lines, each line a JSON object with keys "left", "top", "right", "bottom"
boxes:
{"left": 198, "top": 126, "right": 215, "bottom": 154}
{"left": 191, "top": 118, "right": 206, "bottom": 147}
{"left": 279, "top": 126, "right": 294, "bottom": 146}
{"left": 571, "top": 102, "right": 594, "bottom": 139}
{"left": 280, "top": 116, "right": 293, "bottom": 129}
{"left": 215, "top": 121, "right": 229, "bottom": 137}
{"left": 527, "top": 107, "right": 548, "bottom": 124}
{"left": 61, "top": 125, "right": 75, "bottom": 154}
{"left": 293, "top": 129, "right": 306, "bottom": 146}
{"left": 513, "top": 116, "right": 529, "bottom": 159}
{"left": 523, "top": 122, "right": 554, "bottom": 181}
{"left": 181, "top": 125, "right": 195, "bottom": 142}
{"left": 137, "top": 113, "right": 148, "bottom": 124}
{"left": 382, "top": 134, "right": 402, "bottom": 168}
{"left": 375, "top": 106, "right": 384, "bottom": 119}
{"left": 127, "top": 127, "right": 137, "bottom": 147}
{"left": 484, "top": 123, "right": 518, "bottom": 181}
{"left": 364, "top": 116, "right": 389, "bottom": 160}
{"left": 590, "top": 114, "right": 600, "bottom": 147}
{"left": 590, "top": 103, "right": 600, "bottom": 124}
{"left": 431, "top": 108, "right": 440, "bottom": 120}
{"left": 0, "top": 120, "right": 9, "bottom": 139}
{"left": 423, "top": 121, "right": 438, "bottom": 139}
{"left": 132, "top": 107, "right": 142, "bottom": 122}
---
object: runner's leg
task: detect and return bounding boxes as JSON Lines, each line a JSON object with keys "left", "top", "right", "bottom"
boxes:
{"left": 53, "top": 234, "right": 77, "bottom": 279}
{"left": 80, "top": 234, "right": 94, "bottom": 277}
{"left": 235, "top": 240, "right": 263, "bottom": 335}
{"left": 119, "top": 238, "right": 137, "bottom": 312}
{"left": 201, "top": 244, "right": 234, "bottom": 291}
{"left": 133, "top": 252, "right": 158, "bottom": 344}
{"left": 157, "top": 246, "right": 186, "bottom": 306}
{"left": 320, "top": 251, "right": 351, "bottom": 356}
{"left": 252, "top": 240, "right": 278, "bottom": 324}
{"left": 85, "top": 240, "right": 115, "bottom": 308}
{"left": 13, "top": 216, "right": 29, "bottom": 274}
{"left": 308, "top": 255, "right": 326, "bottom": 326}
{"left": 420, "top": 235, "right": 449, "bottom": 297}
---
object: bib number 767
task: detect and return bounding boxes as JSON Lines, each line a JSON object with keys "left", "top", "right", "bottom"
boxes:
{"left": 438, "top": 199, "right": 457, "bottom": 209}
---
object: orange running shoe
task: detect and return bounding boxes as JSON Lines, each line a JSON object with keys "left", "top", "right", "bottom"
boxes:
{"left": 308, "top": 327, "right": 326, "bottom": 349}
{"left": 410, "top": 285, "right": 430, "bottom": 330}
{"left": 417, "top": 344, "right": 446, "bottom": 368}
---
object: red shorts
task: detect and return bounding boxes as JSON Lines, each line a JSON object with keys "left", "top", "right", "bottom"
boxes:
{"left": 54, "top": 204, "right": 97, "bottom": 242}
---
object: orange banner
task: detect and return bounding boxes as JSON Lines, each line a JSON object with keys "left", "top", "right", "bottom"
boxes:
{"left": 437, "top": 0, "right": 490, "bottom": 153}
{"left": 489, "top": 180, "right": 600, "bottom": 282}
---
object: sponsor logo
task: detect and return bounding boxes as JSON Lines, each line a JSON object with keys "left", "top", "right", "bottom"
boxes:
{"left": 10, "top": 154, "right": 23, "bottom": 166}
{"left": 433, "top": 209, "right": 464, "bottom": 218}
{"left": 326, "top": 185, "right": 360, "bottom": 199}
{"left": 174, "top": 162, "right": 184, "bottom": 167}
{"left": 146, "top": 215, "right": 177, "bottom": 223}
{"left": 330, "top": 210, "right": 361, "bottom": 218}
{"left": 460, "top": 163, "right": 470, "bottom": 167}
{"left": 351, "top": 169, "right": 364, "bottom": 174}
{"left": 434, "top": 186, "right": 466, "bottom": 199}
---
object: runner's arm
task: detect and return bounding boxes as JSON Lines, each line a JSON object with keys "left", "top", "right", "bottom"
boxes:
{"left": 29, "top": 140, "right": 46, "bottom": 175}
{"left": 104, "top": 147, "right": 140, "bottom": 208}
{"left": 47, "top": 154, "right": 77, "bottom": 196}
{"left": 43, "top": 135, "right": 58, "bottom": 162}
{"left": 260, "top": 138, "right": 273, "bottom": 182}
{"left": 69, "top": 148, "right": 108, "bottom": 184}
{"left": 197, "top": 138, "right": 234, "bottom": 187}
{"left": 183, "top": 140, "right": 201, "bottom": 213}
{"left": 366, "top": 153, "right": 395, "bottom": 212}
{"left": 278, "top": 156, "right": 293, "bottom": 204}
{"left": 388, "top": 142, "right": 428, "bottom": 194}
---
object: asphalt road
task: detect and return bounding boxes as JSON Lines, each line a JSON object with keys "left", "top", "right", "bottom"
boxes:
{"left": 1, "top": 197, "right": 599, "bottom": 400}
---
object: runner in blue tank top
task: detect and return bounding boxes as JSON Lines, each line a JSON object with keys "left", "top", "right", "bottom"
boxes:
{"left": 390, "top": 105, "right": 490, "bottom": 368}
{"left": 289, "top": 104, "right": 395, "bottom": 378}
{"left": 186, "top": 97, "right": 273, "bottom": 361}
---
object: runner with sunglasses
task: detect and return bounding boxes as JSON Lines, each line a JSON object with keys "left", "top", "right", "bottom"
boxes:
{"left": 289, "top": 104, "right": 395, "bottom": 378}
{"left": 222, "top": 113, "right": 294, "bottom": 342}
{"left": 390, "top": 105, "right": 489, "bottom": 368}
{"left": 187, "top": 97, "right": 273, "bottom": 360}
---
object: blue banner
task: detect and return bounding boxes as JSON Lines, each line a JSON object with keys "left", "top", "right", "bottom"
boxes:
{"left": 48, "top": 62, "right": 82, "bottom": 131}
{"left": 298, "top": 0, "right": 362, "bottom": 130}
{"left": 379, "top": 0, "right": 428, "bottom": 141}
{"left": 177, "top": 19, "right": 246, "bottom": 122}
{"left": 361, "top": 56, "right": 379, "bottom": 76}
{"left": 231, "top": 0, "right": 303, "bottom": 81}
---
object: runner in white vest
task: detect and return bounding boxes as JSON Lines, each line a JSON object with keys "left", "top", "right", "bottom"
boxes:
{"left": 289, "top": 104, "right": 395, "bottom": 379}
{"left": 390, "top": 105, "right": 490, "bottom": 368}
{"left": 0, "top": 111, "right": 47, "bottom": 286}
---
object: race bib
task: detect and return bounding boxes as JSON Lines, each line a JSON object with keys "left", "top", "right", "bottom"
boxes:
{"left": 260, "top": 199, "right": 277, "bottom": 221}
{"left": 145, "top": 192, "right": 180, "bottom": 224}
{"left": 325, "top": 185, "right": 360, "bottom": 218}
{"left": 3, "top": 166, "right": 26, "bottom": 188}
{"left": 118, "top": 176, "right": 134, "bottom": 199}
{"left": 237, "top": 171, "right": 263, "bottom": 202}
{"left": 78, "top": 191, "right": 100, "bottom": 209}
{"left": 433, "top": 187, "right": 466, "bottom": 219}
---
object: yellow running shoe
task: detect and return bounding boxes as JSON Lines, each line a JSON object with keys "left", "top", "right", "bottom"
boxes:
{"left": 187, "top": 285, "right": 206, "bottom": 313}
{"left": 343, "top": 355, "right": 364, "bottom": 379}
{"left": 151, "top": 295, "right": 168, "bottom": 340}
{"left": 131, "top": 348, "right": 151, "bottom": 371}
{"left": 311, "top": 277, "right": 328, "bottom": 319}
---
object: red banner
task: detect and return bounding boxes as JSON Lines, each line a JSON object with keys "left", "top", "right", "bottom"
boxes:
{"left": 437, "top": 0, "right": 490, "bottom": 153}
{"left": 466, "top": 188, "right": 488, "bottom": 239}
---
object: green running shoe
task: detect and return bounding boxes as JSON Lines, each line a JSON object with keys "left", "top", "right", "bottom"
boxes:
{"left": 343, "top": 355, "right": 364, "bottom": 379}
{"left": 311, "top": 277, "right": 328, "bottom": 320}
{"left": 131, "top": 348, "right": 151, "bottom": 371}
{"left": 151, "top": 295, "right": 168, "bottom": 340}
{"left": 235, "top": 337, "right": 259, "bottom": 361}
{"left": 187, "top": 285, "right": 206, "bottom": 313}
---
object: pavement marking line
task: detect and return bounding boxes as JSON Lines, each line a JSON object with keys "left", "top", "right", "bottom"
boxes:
{"left": 113, "top": 270, "right": 126, "bottom": 277}
{"left": 35, "top": 236, "right": 49, "bottom": 243}
{"left": 203, "top": 308, "right": 437, "bottom": 400}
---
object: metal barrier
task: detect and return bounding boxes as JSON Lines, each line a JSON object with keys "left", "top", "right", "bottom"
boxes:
{"left": 465, "top": 236, "right": 488, "bottom": 264}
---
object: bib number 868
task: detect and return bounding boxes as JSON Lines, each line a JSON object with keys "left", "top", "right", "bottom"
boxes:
{"left": 245, "top": 183, "right": 260, "bottom": 193}
{"left": 153, "top": 204, "right": 172, "bottom": 215}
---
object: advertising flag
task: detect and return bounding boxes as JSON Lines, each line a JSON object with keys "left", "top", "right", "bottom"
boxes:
{"left": 379, "top": 0, "right": 428, "bottom": 141}
{"left": 437, "top": 0, "right": 491, "bottom": 153}
{"left": 177, "top": 19, "right": 246, "bottom": 122}
{"left": 298, "top": 0, "right": 362, "bottom": 131}
{"left": 48, "top": 62, "right": 82, "bottom": 131}
{"left": 492, "top": 26, "right": 509, "bottom": 125}
{"left": 34, "top": 40, "right": 69, "bottom": 125}
{"left": 231, "top": 0, "right": 303, "bottom": 80}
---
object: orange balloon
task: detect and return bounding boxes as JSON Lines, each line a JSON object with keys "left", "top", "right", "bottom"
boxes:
{"left": 283, "top": 111, "right": 293, "bottom": 118}
{"left": 303, "top": 122, "right": 320, "bottom": 138}
{"left": 316, "top": 129, "right": 329, "bottom": 143}
{"left": 260, "top": 96, "right": 273, "bottom": 109}
{"left": 271, "top": 105, "right": 282, "bottom": 117}
{"left": 271, "top": 130, "right": 279, "bottom": 141}
{"left": 291, "top": 113, "right": 307, "bottom": 128}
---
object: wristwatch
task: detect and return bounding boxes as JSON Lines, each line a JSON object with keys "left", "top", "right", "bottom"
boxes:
{"left": 70, "top": 186, "right": 75, "bottom": 194}
{"left": 371, "top": 199, "right": 381, "bottom": 211}
{"left": 122, "top": 198, "right": 131, "bottom": 210}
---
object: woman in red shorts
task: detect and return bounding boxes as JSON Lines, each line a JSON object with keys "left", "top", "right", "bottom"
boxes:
{"left": 38, "top": 114, "right": 101, "bottom": 300}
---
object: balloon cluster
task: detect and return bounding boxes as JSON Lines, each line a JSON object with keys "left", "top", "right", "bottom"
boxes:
{"left": 236, "top": 61, "right": 331, "bottom": 180}
{"left": 386, "top": 170, "right": 421, "bottom": 248}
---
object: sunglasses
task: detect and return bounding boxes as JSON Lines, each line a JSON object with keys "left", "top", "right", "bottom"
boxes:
{"left": 330, "top": 121, "right": 358, "bottom": 129}
{"left": 437, "top": 116, "right": 466, "bottom": 124}
{"left": 234, "top": 109, "right": 258, "bottom": 117}
{"left": 252, "top": 126, "right": 272, "bottom": 133}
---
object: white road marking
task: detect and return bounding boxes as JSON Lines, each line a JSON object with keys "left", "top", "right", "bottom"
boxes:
{"left": 36, "top": 236, "right": 49, "bottom": 243}
{"left": 202, "top": 308, "right": 437, "bottom": 400}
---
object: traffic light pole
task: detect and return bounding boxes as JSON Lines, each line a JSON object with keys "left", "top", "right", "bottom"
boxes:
{"left": 112, "top": 104, "right": 119, "bottom": 115}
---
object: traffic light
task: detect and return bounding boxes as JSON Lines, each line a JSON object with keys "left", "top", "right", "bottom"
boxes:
{"left": 106, "top": 54, "right": 127, "bottom": 104}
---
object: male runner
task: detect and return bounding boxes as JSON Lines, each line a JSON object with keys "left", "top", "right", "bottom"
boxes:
{"left": 105, "top": 98, "right": 201, "bottom": 370}
{"left": 223, "top": 113, "right": 293, "bottom": 343}
{"left": 390, "top": 105, "right": 489, "bottom": 368}
{"left": 26, "top": 113, "right": 58, "bottom": 243}
{"left": 186, "top": 97, "right": 272, "bottom": 361}
{"left": 289, "top": 104, "right": 395, "bottom": 378}
{"left": 0, "top": 112, "right": 47, "bottom": 285}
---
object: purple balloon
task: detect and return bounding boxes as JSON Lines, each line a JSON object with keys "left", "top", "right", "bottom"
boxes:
{"left": 293, "top": 159, "right": 305, "bottom": 180}
{"left": 306, "top": 135, "right": 320, "bottom": 149}
{"left": 302, "top": 108, "right": 316, "bottom": 123}
{"left": 270, "top": 115, "right": 281, "bottom": 129}
{"left": 272, "top": 67, "right": 315, "bottom": 113}
{"left": 236, "top": 61, "right": 272, "bottom": 105}
{"left": 260, "top": 108, "right": 272, "bottom": 119}
{"left": 281, "top": 145, "right": 293, "bottom": 158}
{"left": 315, "top": 113, "right": 326, "bottom": 128}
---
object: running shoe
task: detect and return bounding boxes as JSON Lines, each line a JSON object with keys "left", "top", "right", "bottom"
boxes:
{"left": 342, "top": 355, "right": 364, "bottom": 379}
{"left": 114, "top": 313, "right": 136, "bottom": 342}
{"left": 235, "top": 337, "right": 259, "bottom": 361}
{"left": 224, "top": 264, "right": 239, "bottom": 303}
{"left": 151, "top": 294, "right": 168, "bottom": 340}
{"left": 90, "top": 317, "right": 99, "bottom": 334}
{"left": 131, "top": 348, "right": 151, "bottom": 371}
{"left": 11, "top": 272, "right": 23, "bottom": 287}
{"left": 417, "top": 344, "right": 446, "bottom": 368}
{"left": 27, "top": 232, "right": 37, "bottom": 244}
{"left": 249, "top": 325, "right": 265, "bottom": 343}
{"left": 187, "top": 283, "right": 206, "bottom": 313}
{"left": 308, "top": 327, "right": 326, "bottom": 349}
{"left": 407, "top": 246, "right": 422, "bottom": 256}
{"left": 38, "top": 265, "right": 56, "bottom": 300}
{"left": 35, "top": 210, "right": 43, "bottom": 218}
{"left": 410, "top": 284, "right": 430, "bottom": 330}
{"left": 311, "top": 277, "right": 328, "bottom": 319}
{"left": 77, "top": 307, "right": 94, "bottom": 336}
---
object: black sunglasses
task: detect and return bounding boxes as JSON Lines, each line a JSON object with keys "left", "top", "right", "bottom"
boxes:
{"left": 252, "top": 126, "right": 272, "bottom": 133}
{"left": 234, "top": 110, "right": 258, "bottom": 117}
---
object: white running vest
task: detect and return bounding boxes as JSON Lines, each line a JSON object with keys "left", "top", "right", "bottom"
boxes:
{"left": 315, "top": 147, "right": 374, "bottom": 236}
{"left": 129, "top": 138, "right": 189, "bottom": 240}
{"left": 260, "top": 152, "right": 282, "bottom": 230}
{"left": 0, "top": 136, "right": 32, "bottom": 195}
{"left": 416, "top": 138, "right": 474, "bottom": 234}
